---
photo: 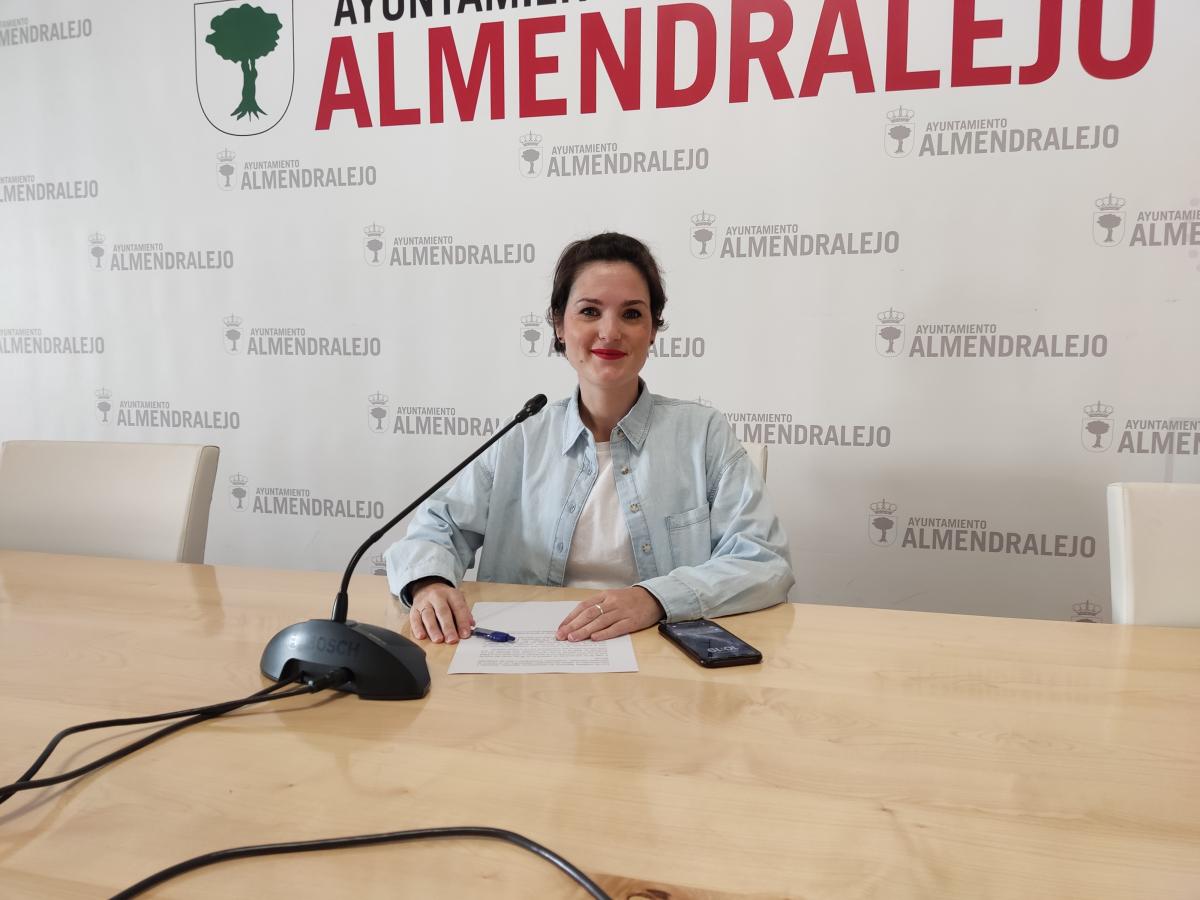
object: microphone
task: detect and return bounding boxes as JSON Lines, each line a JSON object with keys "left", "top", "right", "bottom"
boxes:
{"left": 518, "top": 393, "right": 548, "bottom": 419}
{"left": 260, "top": 394, "right": 549, "bottom": 699}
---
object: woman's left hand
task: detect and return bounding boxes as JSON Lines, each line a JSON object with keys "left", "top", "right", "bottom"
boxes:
{"left": 556, "top": 586, "right": 665, "bottom": 642}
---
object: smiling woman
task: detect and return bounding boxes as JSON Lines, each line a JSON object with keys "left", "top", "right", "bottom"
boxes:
{"left": 549, "top": 235, "right": 666, "bottom": 434}
{"left": 385, "top": 232, "right": 795, "bottom": 645}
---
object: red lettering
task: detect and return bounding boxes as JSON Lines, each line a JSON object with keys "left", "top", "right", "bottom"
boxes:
{"left": 428, "top": 22, "right": 504, "bottom": 124}
{"left": 1079, "top": 0, "right": 1155, "bottom": 80}
{"left": 655, "top": 3, "right": 716, "bottom": 109}
{"left": 799, "top": 0, "right": 875, "bottom": 97}
{"left": 1019, "top": 0, "right": 1062, "bottom": 84}
{"left": 379, "top": 32, "right": 421, "bottom": 126}
{"left": 519, "top": 15, "right": 567, "bottom": 118}
{"left": 730, "top": 0, "right": 794, "bottom": 103}
{"left": 581, "top": 9, "right": 642, "bottom": 114}
{"left": 951, "top": 0, "right": 1012, "bottom": 86}
{"left": 885, "top": 0, "right": 939, "bottom": 91}
{"left": 315, "top": 36, "right": 371, "bottom": 130}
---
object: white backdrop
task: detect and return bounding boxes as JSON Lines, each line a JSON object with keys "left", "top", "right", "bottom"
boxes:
{"left": 2, "top": 0, "right": 1197, "bottom": 622}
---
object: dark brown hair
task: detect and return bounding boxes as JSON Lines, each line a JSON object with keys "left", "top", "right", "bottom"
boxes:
{"left": 547, "top": 232, "right": 667, "bottom": 353}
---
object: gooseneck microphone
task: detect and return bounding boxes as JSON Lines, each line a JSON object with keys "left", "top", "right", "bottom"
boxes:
{"left": 260, "top": 393, "right": 548, "bottom": 700}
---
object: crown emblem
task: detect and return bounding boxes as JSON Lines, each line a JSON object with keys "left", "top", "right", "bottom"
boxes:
{"left": 691, "top": 210, "right": 717, "bottom": 227}
{"left": 229, "top": 472, "right": 249, "bottom": 487}
{"left": 88, "top": 232, "right": 105, "bottom": 245}
{"left": 1095, "top": 193, "right": 1126, "bottom": 212}
{"left": 877, "top": 308, "right": 905, "bottom": 325}
{"left": 1083, "top": 401, "right": 1113, "bottom": 418}
{"left": 216, "top": 148, "right": 236, "bottom": 163}
{"left": 519, "top": 131, "right": 542, "bottom": 147}
{"left": 521, "top": 312, "right": 544, "bottom": 327}
{"left": 869, "top": 498, "right": 898, "bottom": 515}
{"left": 223, "top": 314, "right": 243, "bottom": 328}
{"left": 886, "top": 106, "right": 914, "bottom": 123}
{"left": 1072, "top": 598, "right": 1101, "bottom": 619}
{"left": 363, "top": 222, "right": 385, "bottom": 238}
{"left": 369, "top": 391, "right": 389, "bottom": 406}
{"left": 94, "top": 387, "right": 112, "bottom": 400}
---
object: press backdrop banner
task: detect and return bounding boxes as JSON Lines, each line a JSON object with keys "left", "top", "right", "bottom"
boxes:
{"left": 2, "top": 0, "right": 1197, "bottom": 622}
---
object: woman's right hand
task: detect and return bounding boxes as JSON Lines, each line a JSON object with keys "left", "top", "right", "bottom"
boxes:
{"left": 409, "top": 578, "right": 474, "bottom": 643}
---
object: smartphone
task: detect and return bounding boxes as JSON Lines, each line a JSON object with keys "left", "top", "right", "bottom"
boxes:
{"left": 658, "top": 619, "right": 762, "bottom": 668}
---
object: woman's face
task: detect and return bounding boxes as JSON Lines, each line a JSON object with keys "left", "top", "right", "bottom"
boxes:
{"left": 557, "top": 260, "right": 657, "bottom": 400}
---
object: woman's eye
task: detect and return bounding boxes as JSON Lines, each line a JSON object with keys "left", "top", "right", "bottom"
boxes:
{"left": 579, "top": 307, "right": 599, "bottom": 317}
{"left": 623, "top": 309, "right": 643, "bottom": 319}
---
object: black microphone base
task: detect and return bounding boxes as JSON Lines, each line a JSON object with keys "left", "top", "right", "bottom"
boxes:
{"left": 260, "top": 619, "right": 430, "bottom": 700}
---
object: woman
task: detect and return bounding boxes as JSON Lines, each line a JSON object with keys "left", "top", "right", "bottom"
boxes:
{"left": 386, "top": 232, "right": 793, "bottom": 643}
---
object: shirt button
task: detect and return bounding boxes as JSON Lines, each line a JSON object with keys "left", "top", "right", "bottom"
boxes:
{"left": 556, "top": 542, "right": 564, "bottom": 551}
{"left": 620, "top": 466, "right": 630, "bottom": 475}
{"left": 641, "top": 543, "right": 652, "bottom": 554}
{"left": 629, "top": 502, "right": 640, "bottom": 512}
{"left": 567, "top": 503, "right": 576, "bottom": 513}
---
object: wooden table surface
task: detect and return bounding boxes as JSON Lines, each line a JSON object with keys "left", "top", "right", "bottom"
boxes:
{"left": 1, "top": 550, "right": 1198, "bottom": 899}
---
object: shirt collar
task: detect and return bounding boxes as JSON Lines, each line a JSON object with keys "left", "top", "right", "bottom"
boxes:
{"left": 561, "top": 380, "right": 653, "bottom": 454}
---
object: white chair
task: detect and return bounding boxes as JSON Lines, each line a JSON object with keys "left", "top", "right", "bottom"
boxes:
{"left": 1106, "top": 482, "right": 1200, "bottom": 626}
{"left": 744, "top": 443, "right": 768, "bottom": 482}
{"left": 0, "top": 440, "right": 220, "bottom": 564}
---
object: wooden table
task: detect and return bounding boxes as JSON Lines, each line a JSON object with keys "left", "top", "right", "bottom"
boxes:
{"left": 1, "top": 550, "right": 1198, "bottom": 899}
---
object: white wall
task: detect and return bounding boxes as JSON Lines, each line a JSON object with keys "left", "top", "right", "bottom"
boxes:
{"left": 2, "top": 0, "right": 1196, "bottom": 622}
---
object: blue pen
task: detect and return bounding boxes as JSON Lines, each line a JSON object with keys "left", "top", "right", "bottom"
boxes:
{"left": 471, "top": 627, "right": 516, "bottom": 642}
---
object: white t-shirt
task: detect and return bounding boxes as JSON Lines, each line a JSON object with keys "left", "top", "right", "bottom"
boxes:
{"left": 563, "top": 442, "right": 639, "bottom": 589}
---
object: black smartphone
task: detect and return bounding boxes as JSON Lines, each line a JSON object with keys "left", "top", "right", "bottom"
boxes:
{"left": 658, "top": 619, "right": 762, "bottom": 668}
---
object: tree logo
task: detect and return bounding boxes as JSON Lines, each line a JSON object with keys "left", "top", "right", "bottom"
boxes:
{"left": 222, "top": 314, "right": 244, "bottom": 354}
{"left": 95, "top": 387, "right": 114, "bottom": 424}
{"left": 1081, "top": 401, "right": 1114, "bottom": 452}
{"left": 363, "top": 223, "right": 386, "bottom": 266}
{"left": 519, "top": 131, "right": 543, "bottom": 178}
{"left": 216, "top": 148, "right": 238, "bottom": 190}
{"left": 229, "top": 472, "right": 250, "bottom": 511}
{"left": 690, "top": 211, "right": 717, "bottom": 259}
{"left": 368, "top": 392, "right": 390, "bottom": 434}
{"left": 884, "top": 106, "right": 916, "bottom": 158}
{"left": 1071, "top": 598, "right": 1102, "bottom": 623}
{"left": 1093, "top": 193, "right": 1127, "bottom": 246}
{"left": 519, "top": 313, "right": 547, "bottom": 357}
{"left": 875, "top": 308, "right": 906, "bottom": 357}
{"left": 868, "top": 499, "right": 898, "bottom": 546}
{"left": 88, "top": 232, "right": 106, "bottom": 271}
{"left": 194, "top": 2, "right": 293, "bottom": 137}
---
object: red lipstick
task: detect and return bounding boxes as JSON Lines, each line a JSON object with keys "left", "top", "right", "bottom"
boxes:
{"left": 591, "top": 349, "right": 627, "bottom": 360}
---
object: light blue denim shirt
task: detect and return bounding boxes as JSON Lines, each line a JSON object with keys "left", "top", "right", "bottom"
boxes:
{"left": 385, "top": 383, "right": 794, "bottom": 622}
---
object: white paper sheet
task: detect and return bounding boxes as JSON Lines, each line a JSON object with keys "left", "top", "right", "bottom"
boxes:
{"left": 446, "top": 601, "right": 639, "bottom": 674}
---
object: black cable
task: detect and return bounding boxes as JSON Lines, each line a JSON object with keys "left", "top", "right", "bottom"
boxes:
{"left": 0, "top": 670, "right": 348, "bottom": 805}
{"left": 0, "top": 679, "right": 292, "bottom": 805}
{"left": 0, "top": 678, "right": 303, "bottom": 804}
{"left": 111, "top": 826, "right": 612, "bottom": 900}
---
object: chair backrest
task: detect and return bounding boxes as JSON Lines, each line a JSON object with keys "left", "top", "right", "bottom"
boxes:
{"left": 1106, "top": 481, "right": 1200, "bottom": 626}
{"left": 0, "top": 440, "right": 219, "bottom": 564}
{"left": 744, "top": 443, "right": 768, "bottom": 482}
